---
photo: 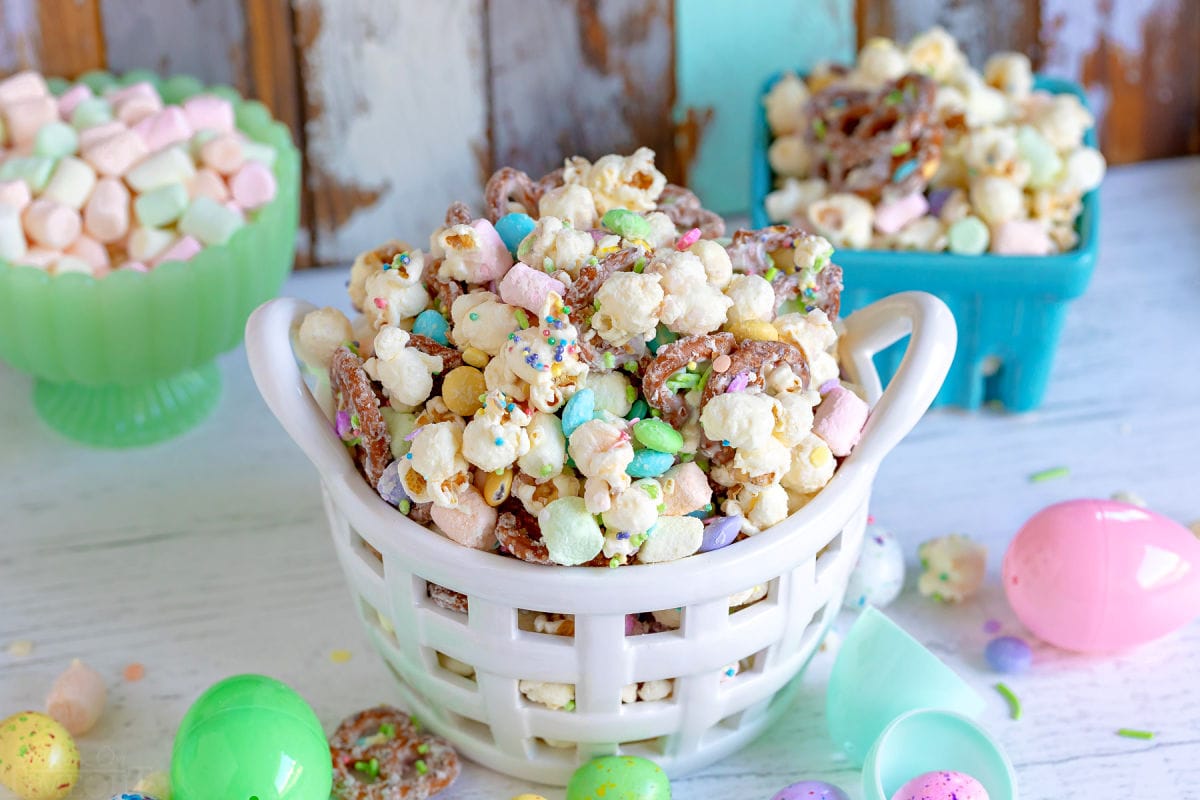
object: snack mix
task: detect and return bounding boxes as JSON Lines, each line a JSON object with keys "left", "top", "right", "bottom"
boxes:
{"left": 0, "top": 70, "right": 277, "bottom": 276}
{"left": 296, "top": 148, "right": 869, "bottom": 713}
{"left": 762, "top": 27, "right": 1105, "bottom": 255}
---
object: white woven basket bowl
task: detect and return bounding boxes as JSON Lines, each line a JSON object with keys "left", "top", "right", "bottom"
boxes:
{"left": 247, "top": 291, "right": 955, "bottom": 786}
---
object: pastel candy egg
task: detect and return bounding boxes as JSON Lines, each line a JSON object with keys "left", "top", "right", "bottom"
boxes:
{"left": 625, "top": 398, "right": 650, "bottom": 421}
{"left": 483, "top": 467, "right": 513, "bottom": 507}
{"left": 495, "top": 212, "right": 536, "bottom": 257}
{"left": 539, "top": 496, "right": 604, "bottom": 566}
{"left": 889, "top": 770, "right": 989, "bottom": 800}
{"left": 431, "top": 487, "right": 498, "bottom": 550}
{"left": 812, "top": 385, "right": 868, "bottom": 457}
{"left": 0, "top": 711, "right": 81, "bottom": 800}
{"left": 441, "top": 365, "right": 487, "bottom": 416}
{"left": 638, "top": 515, "right": 703, "bottom": 563}
{"left": 565, "top": 755, "right": 671, "bottom": 800}
{"left": 109, "top": 794, "right": 159, "bottom": 800}
{"left": 376, "top": 461, "right": 408, "bottom": 507}
{"left": 1003, "top": 499, "right": 1200, "bottom": 652}
{"left": 601, "top": 208, "right": 651, "bottom": 241}
{"left": 771, "top": 780, "right": 851, "bottom": 800}
{"left": 627, "top": 448, "right": 674, "bottom": 478}
{"left": 561, "top": 388, "right": 595, "bottom": 437}
{"left": 843, "top": 525, "right": 906, "bottom": 610}
{"left": 412, "top": 308, "right": 451, "bottom": 345}
{"left": 947, "top": 216, "right": 990, "bottom": 255}
{"left": 699, "top": 515, "right": 742, "bottom": 553}
{"left": 633, "top": 417, "right": 683, "bottom": 454}
{"left": 984, "top": 635, "right": 1032, "bottom": 674}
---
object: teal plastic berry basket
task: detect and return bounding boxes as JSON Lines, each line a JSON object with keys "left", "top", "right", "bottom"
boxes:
{"left": 751, "top": 75, "right": 1100, "bottom": 412}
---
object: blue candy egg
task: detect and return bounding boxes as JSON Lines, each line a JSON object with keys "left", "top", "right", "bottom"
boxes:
{"left": 495, "top": 212, "right": 536, "bottom": 257}
{"left": 561, "top": 389, "right": 595, "bottom": 437}
{"left": 985, "top": 635, "right": 1033, "bottom": 674}
{"left": 111, "top": 794, "right": 160, "bottom": 800}
{"left": 700, "top": 515, "right": 742, "bottom": 552}
{"left": 412, "top": 309, "right": 450, "bottom": 345}
{"left": 626, "top": 449, "right": 674, "bottom": 478}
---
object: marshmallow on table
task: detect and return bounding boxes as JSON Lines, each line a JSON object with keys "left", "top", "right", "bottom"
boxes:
{"left": 77, "top": 120, "right": 126, "bottom": 151}
{"left": 82, "top": 129, "right": 148, "bottom": 177}
{"left": 67, "top": 235, "right": 111, "bottom": 272}
{"left": 991, "top": 219, "right": 1052, "bottom": 255}
{"left": 0, "top": 155, "right": 56, "bottom": 192}
{"left": 125, "top": 146, "right": 195, "bottom": 192}
{"left": 41, "top": 157, "right": 97, "bottom": 210}
{"left": 229, "top": 160, "right": 276, "bottom": 210}
{"left": 2, "top": 95, "right": 59, "bottom": 147}
{"left": 182, "top": 94, "right": 235, "bottom": 134}
{"left": 133, "top": 106, "right": 193, "bottom": 151}
{"left": 70, "top": 96, "right": 114, "bottom": 130}
{"left": 874, "top": 192, "right": 930, "bottom": 235}
{"left": 57, "top": 84, "right": 93, "bottom": 119}
{"left": 84, "top": 177, "right": 131, "bottom": 243}
{"left": 153, "top": 234, "right": 202, "bottom": 266}
{"left": 812, "top": 385, "right": 869, "bottom": 456}
{"left": 498, "top": 262, "right": 567, "bottom": 313}
{"left": 33, "top": 121, "right": 79, "bottom": 158}
{"left": 178, "top": 195, "right": 243, "bottom": 245}
{"left": 188, "top": 167, "right": 229, "bottom": 203}
{"left": 127, "top": 226, "right": 176, "bottom": 262}
{"left": 46, "top": 659, "right": 107, "bottom": 737}
{"left": 0, "top": 178, "right": 32, "bottom": 210}
{"left": 0, "top": 70, "right": 50, "bottom": 106}
{"left": 0, "top": 203, "right": 28, "bottom": 261}
{"left": 23, "top": 199, "right": 82, "bottom": 249}
{"left": 199, "top": 132, "right": 245, "bottom": 175}
{"left": 134, "top": 183, "right": 189, "bottom": 227}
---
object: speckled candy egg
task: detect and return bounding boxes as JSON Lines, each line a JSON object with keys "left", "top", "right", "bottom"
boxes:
{"left": 109, "top": 794, "right": 160, "bottom": 800}
{"left": 565, "top": 755, "right": 671, "bottom": 800}
{"left": 0, "top": 711, "right": 80, "bottom": 800}
{"left": 890, "top": 770, "right": 989, "bottom": 800}
{"left": 843, "top": 525, "right": 906, "bottom": 610}
{"left": 772, "top": 779, "right": 851, "bottom": 800}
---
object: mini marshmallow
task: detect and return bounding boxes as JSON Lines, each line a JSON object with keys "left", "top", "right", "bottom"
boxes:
{"left": 1, "top": 95, "right": 57, "bottom": 146}
{"left": 33, "top": 121, "right": 80, "bottom": 158}
{"left": 498, "top": 261, "right": 567, "bottom": 313}
{"left": 0, "top": 155, "right": 56, "bottom": 192}
{"left": 23, "top": 199, "right": 82, "bottom": 249}
{"left": 76, "top": 120, "right": 126, "bottom": 150}
{"left": 637, "top": 516, "right": 704, "bottom": 563}
{"left": 0, "top": 179, "right": 32, "bottom": 210}
{"left": 183, "top": 94, "right": 235, "bottom": 134}
{"left": 133, "top": 106, "right": 193, "bottom": 151}
{"left": 178, "top": 195, "right": 244, "bottom": 245}
{"left": 874, "top": 192, "right": 930, "bottom": 235}
{"left": 66, "top": 235, "right": 110, "bottom": 272}
{"left": 240, "top": 139, "right": 278, "bottom": 168}
{"left": 119, "top": 260, "right": 149, "bottom": 272}
{"left": 229, "top": 160, "right": 277, "bottom": 210}
{"left": 199, "top": 132, "right": 244, "bottom": 175}
{"left": 82, "top": 129, "right": 148, "bottom": 177}
{"left": 57, "top": 84, "right": 93, "bottom": 119}
{"left": 125, "top": 146, "right": 196, "bottom": 192}
{"left": 20, "top": 247, "right": 61, "bottom": 270}
{"left": 991, "top": 219, "right": 1051, "bottom": 255}
{"left": 105, "top": 81, "right": 158, "bottom": 107}
{"left": 187, "top": 167, "right": 230, "bottom": 202}
{"left": 52, "top": 254, "right": 93, "bottom": 275}
{"left": 46, "top": 659, "right": 107, "bottom": 736}
{"left": 0, "top": 203, "right": 28, "bottom": 261}
{"left": 0, "top": 71, "right": 49, "bottom": 106}
{"left": 134, "top": 182, "right": 189, "bottom": 227}
{"left": 430, "top": 486, "right": 498, "bottom": 549}
{"left": 41, "top": 157, "right": 97, "bottom": 210}
{"left": 69, "top": 96, "right": 114, "bottom": 130}
{"left": 114, "top": 90, "right": 162, "bottom": 127}
{"left": 127, "top": 226, "right": 176, "bottom": 262}
{"left": 83, "top": 177, "right": 131, "bottom": 243}
{"left": 153, "top": 234, "right": 202, "bottom": 265}
{"left": 812, "top": 385, "right": 869, "bottom": 456}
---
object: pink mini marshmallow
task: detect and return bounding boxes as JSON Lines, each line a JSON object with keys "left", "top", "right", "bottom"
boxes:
{"left": 874, "top": 192, "right": 930, "bottom": 235}
{"left": 83, "top": 177, "right": 131, "bottom": 243}
{"left": 430, "top": 487, "right": 498, "bottom": 550}
{"left": 229, "top": 160, "right": 277, "bottom": 210}
{"left": 153, "top": 234, "right": 202, "bottom": 266}
{"left": 82, "top": 129, "right": 149, "bottom": 177}
{"left": 119, "top": 260, "right": 149, "bottom": 272}
{"left": 498, "top": 261, "right": 567, "bottom": 313}
{"left": 0, "top": 179, "right": 32, "bottom": 210}
{"left": 104, "top": 81, "right": 157, "bottom": 107}
{"left": 465, "top": 218, "right": 514, "bottom": 282}
{"left": 23, "top": 199, "right": 82, "bottom": 249}
{"left": 661, "top": 461, "right": 713, "bottom": 516}
{"left": 115, "top": 92, "right": 163, "bottom": 126}
{"left": 992, "top": 219, "right": 1052, "bottom": 255}
{"left": 66, "top": 234, "right": 111, "bottom": 272}
{"left": 77, "top": 120, "right": 127, "bottom": 151}
{"left": 21, "top": 247, "right": 62, "bottom": 270}
{"left": 3, "top": 95, "right": 59, "bottom": 147}
{"left": 199, "top": 132, "right": 244, "bottom": 175}
{"left": 812, "top": 385, "right": 869, "bottom": 457}
{"left": 187, "top": 167, "right": 229, "bottom": 203}
{"left": 133, "top": 106, "right": 193, "bottom": 151}
{"left": 183, "top": 94, "right": 235, "bottom": 134}
{"left": 0, "top": 71, "right": 49, "bottom": 106}
{"left": 57, "top": 84, "right": 93, "bottom": 118}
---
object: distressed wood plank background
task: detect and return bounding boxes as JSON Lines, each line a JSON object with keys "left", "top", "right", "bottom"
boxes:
{"left": 1, "top": 0, "right": 1197, "bottom": 265}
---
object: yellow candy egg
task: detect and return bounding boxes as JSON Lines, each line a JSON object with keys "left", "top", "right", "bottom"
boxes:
{"left": 462, "top": 346, "right": 490, "bottom": 368}
{"left": 512, "top": 795, "right": 550, "bottom": 800}
{"left": 0, "top": 711, "right": 80, "bottom": 800}
{"left": 441, "top": 365, "right": 487, "bottom": 417}
{"left": 725, "top": 319, "right": 780, "bottom": 343}
{"left": 483, "top": 468, "right": 513, "bottom": 507}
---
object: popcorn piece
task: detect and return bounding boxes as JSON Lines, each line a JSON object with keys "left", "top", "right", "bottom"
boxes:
{"left": 513, "top": 471, "right": 580, "bottom": 516}
{"left": 771, "top": 389, "right": 820, "bottom": 447}
{"left": 891, "top": 215, "right": 947, "bottom": 252}
{"left": 494, "top": 292, "right": 588, "bottom": 412}
{"left": 637, "top": 515, "right": 703, "bottom": 563}
{"left": 642, "top": 211, "right": 678, "bottom": 251}
{"left": 397, "top": 419, "right": 470, "bottom": 508}
{"left": 450, "top": 291, "right": 519, "bottom": 356}
{"left": 854, "top": 37, "right": 908, "bottom": 85}
{"left": 961, "top": 127, "right": 1029, "bottom": 185}
{"left": 905, "top": 26, "right": 967, "bottom": 83}
{"left": 773, "top": 309, "right": 840, "bottom": 388}
{"left": 462, "top": 389, "right": 532, "bottom": 473}
{"left": 348, "top": 241, "right": 410, "bottom": 311}
{"left": 985, "top": 52, "right": 1034, "bottom": 99}
{"left": 362, "top": 253, "right": 431, "bottom": 329}
{"left": 763, "top": 72, "right": 809, "bottom": 136}
{"left": 433, "top": 219, "right": 513, "bottom": 283}
{"left": 518, "top": 411, "right": 568, "bottom": 481}
{"left": 537, "top": 182, "right": 598, "bottom": 229}
{"left": 687, "top": 238, "right": 734, "bottom": 289}
{"left": 297, "top": 306, "right": 354, "bottom": 371}
{"left": 1059, "top": 147, "right": 1105, "bottom": 194}
{"left": 1027, "top": 92, "right": 1093, "bottom": 151}
{"left": 562, "top": 146, "right": 666, "bottom": 214}
{"left": 813, "top": 385, "right": 868, "bottom": 456}
{"left": 602, "top": 478, "right": 661, "bottom": 537}
{"left": 781, "top": 433, "right": 836, "bottom": 495}
{"left": 768, "top": 134, "right": 812, "bottom": 178}
{"left": 723, "top": 273, "right": 775, "bottom": 324}
{"left": 515, "top": 215, "right": 594, "bottom": 278}
{"left": 364, "top": 326, "right": 444, "bottom": 409}
{"left": 730, "top": 437, "right": 793, "bottom": 485}
{"left": 723, "top": 483, "right": 790, "bottom": 535}
{"left": 568, "top": 419, "right": 634, "bottom": 512}
{"left": 519, "top": 680, "right": 574, "bottom": 710}
{"left": 806, "top": 193, "right": 875, "bottom": 249}
{"left": 430, "top": 486, "right": 498, "bottom": 549}
{"left": 592, "top": 271, "right": 664, "bottom": 346}
{"left": 649, "top": 251, "right": 732, "bottom": 336}
{"left": 700, "top": 393, "right": 778, "bottom": 450}
{"left": 765, "top": 177, "right": 828, "bottom": 225}
{"left": 969, "top": 176, "right": 1024, "bottom": 225}
{"left": 917, "top": 534, "right": 986, "bottom": 602}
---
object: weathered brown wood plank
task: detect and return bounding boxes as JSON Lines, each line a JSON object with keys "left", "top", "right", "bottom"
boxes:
{"left": 1, "top": 0, "right": 106, "bottom": 77}
{"left": 855, "top": 0, "right": 1043, "bottom": 68}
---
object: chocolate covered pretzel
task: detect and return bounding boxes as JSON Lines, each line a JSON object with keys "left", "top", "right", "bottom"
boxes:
{"left": 330, "top": 706, "right": 459, "bottom": 800}
{"left": 330, "top": 346, "right": 393, "bottom": 488}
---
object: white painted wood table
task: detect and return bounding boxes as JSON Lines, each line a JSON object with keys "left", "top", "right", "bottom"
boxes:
{"left": 2, "top": 158, "right": 1199, "bottom": 800}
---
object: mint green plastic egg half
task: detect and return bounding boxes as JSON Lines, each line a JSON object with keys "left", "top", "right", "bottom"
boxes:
{"left": 170, "top": 675, "right": 331, "bottom": 800}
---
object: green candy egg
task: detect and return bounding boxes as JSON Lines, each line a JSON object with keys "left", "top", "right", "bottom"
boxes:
{"left": 633, "top": 418, "right": 683, "bottom": 454}
{"left": 566, "top": 755, "right": 672, "bottom": 800}
{"left": 171, "top": 674, "right": 332, "bottom": 800}
{"left": 601, "top": 209, "right": 651, "bottom": 242}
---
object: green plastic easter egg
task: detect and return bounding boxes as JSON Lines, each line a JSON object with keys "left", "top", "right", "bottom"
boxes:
{"left": 566, "top": 755, "right": 672, "bottom": 800}
{"left": 170, "top": 675, "right": 331, "bottom": 800}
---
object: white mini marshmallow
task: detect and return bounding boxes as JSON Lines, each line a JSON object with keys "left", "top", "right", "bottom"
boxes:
{"left": 41, "top": 157, "right": 98, "bottom": 210}
{"left": 125, "top": 145, "right": 196, "bottom": 192}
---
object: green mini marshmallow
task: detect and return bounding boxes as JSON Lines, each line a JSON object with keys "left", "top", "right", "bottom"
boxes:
{"left": 70, "top": 96, "right": 114, "bottom": 130}
{"left": 134, "top": 183, "right": 190, "bottom": 228}
{"left": 240, "top": 139, "right": 278, "bottom": 168}
{"left": 947, "top": 215, "right": 990, "bottom": 256}
{"left": 0, "top": 156, "right": 57, "bottom": 192}
{"left": 34, "top": 122, "right": 80, "bottom": 158}
{"left": 179, "top": 195, "right": 244, "bottom": 246}
{"left": 538, "top": 496, "right": 604, "bottom": 566}
{"left": 1017, "top": 125, "right": 1063, "bottom": 190}
{"left": 188, "top": 128, "right": 219, "bottom": 158}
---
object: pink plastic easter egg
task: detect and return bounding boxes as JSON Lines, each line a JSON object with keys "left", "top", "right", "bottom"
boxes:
{"left": 1003, "top": 499, "right": 1200, "bottom": 653}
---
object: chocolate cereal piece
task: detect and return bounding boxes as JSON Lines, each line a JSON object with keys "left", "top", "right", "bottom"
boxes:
{"left": 330, "top": 706, "right": 460, "bottom": 800}
{"left": 330, "top": 346, "right": 392, "bottom": 489}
